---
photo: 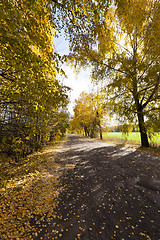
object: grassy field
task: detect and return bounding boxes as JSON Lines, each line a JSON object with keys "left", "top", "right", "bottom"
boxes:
{"left": 103, "top": 132, "right": 160, "bottom": 145}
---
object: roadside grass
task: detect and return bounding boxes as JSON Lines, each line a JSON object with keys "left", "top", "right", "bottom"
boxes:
{"left": 103, "top": 132, "right": 160, "bottom": 145}
{"left": 103, "top": 132, "right": 160, "bottom": 155}
{"left": 0, "top": 138, "right": 66, "bottom": 239}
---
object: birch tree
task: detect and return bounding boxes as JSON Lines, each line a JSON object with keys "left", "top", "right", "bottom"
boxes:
{"left": 71, "top": 0, "right": 160, "bottom": 147}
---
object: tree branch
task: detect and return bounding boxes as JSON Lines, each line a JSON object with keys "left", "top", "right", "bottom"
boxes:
{"left": 140, "top": 83, "right": 158, "bottom": 105}
{"left": 143, "top": 107, "right": 160, "bottom": 114}
{"left": 138, "top": 58, "right": 158, "bottom": 82}
{"left": 90, "top": 54, "right": 130, "bottom": 76}
{"left": 142, "top": 74, "right": 160, "bottom": 109}
{"left": 0, "top": 72, "right": 16, "bottom": 82}
{"left": 112, "top": 48, "right": 133, "bottom": 78}
{"left": 51, "top": 0, "right": 88, "bottom": 19}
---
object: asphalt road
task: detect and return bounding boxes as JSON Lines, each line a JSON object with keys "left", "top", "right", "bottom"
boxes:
{"left": 32, "top": 134, "right": 160, "bottom": 240}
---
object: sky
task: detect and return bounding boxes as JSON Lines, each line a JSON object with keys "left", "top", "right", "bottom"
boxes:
{"left": 54, "top": 34, "right": 117, "bottom": 126}
{"left": 54, "top": 35, "right": 92, "bottom": 115}
{"left": 61, "top": 66, "right": 92, "bottom": 115}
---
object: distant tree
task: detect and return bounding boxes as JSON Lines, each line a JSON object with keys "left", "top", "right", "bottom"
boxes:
{"left": 71, "top": 92, "right": 105, "bottom": 139}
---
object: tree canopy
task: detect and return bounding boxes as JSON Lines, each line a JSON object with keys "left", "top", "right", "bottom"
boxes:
{"left": 0, "top": 0, "right": 69, "bottom": 158}
{"left": 68, "top": 0, "right": 160, "bottom": 147}
{"left": 1, "top": 0, "right": 159, "bottom": 153}
{"left": 1, "top": 0, "right": 110, "bottom": 157}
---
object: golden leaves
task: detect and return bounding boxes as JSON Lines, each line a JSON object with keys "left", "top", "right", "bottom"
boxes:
{"left": 66, "top": 164, "right": 75, "bottom": 169}
{"left": 1, "top": 0, "right": 70, "bottom": 158}
{"left": 139, "top": 232, "right": 152, "bottom": 240}
{"left": 70, "top": 91, "right": 105, "bottom": 137}
{"left": 0, "top": 144, "right": 62, "bottom": 239}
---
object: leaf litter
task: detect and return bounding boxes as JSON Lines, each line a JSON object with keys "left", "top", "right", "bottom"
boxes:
{"left": 0, "top": 141, "right": 66, "bottom": 239}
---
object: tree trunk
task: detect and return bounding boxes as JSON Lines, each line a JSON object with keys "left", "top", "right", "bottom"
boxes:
{"left": 96, "top": 111, "right": 102, "bottom": 140}
{"left": 99, "top": 123, "right": 102, "bottom": 140}
{"left": 84, "top": 126, "right": 87, "bottom": 136}
{"left": 137, "top": 111, "right": 149, "bottom": 147}
{"left": 90, "top": 122, "right": 96, "bottom": 138}
{"left": 132, "top": 28, "right": 149, "bottom": 147}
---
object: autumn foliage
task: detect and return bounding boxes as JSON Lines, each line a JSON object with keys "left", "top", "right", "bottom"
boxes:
{"left": 68, "top": 0, "right": 160, "bottom": 147}
{"left": 70, "top": 92, "right": 104, "bottom": 139}
{"left": 0, "top": 0, "right": 69, "bottom": 159}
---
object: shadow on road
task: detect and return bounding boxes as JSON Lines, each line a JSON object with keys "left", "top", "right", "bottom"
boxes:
{"left": 31, "top": 135, "right": 160, "bottom": 240}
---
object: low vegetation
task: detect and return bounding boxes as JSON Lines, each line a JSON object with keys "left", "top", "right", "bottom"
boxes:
{"left": 103, "top": 132, "right": 160, "bottom": 145}
{"left": 103, "top": 132, "right": 160, "bottom": 156}
{"left": 0, "top": 138, "right": 65, "bottom": 239}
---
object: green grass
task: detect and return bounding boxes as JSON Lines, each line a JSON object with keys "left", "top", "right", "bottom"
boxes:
{"left": 103, "top": 132, "right": 160, "bottom": 144}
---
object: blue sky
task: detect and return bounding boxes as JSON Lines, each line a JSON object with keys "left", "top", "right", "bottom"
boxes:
{"left": 54, "top": 35, "right": 118, "bottom": 126}
{"left": 54, "top": 35, "right": 92, "bottom": 115}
